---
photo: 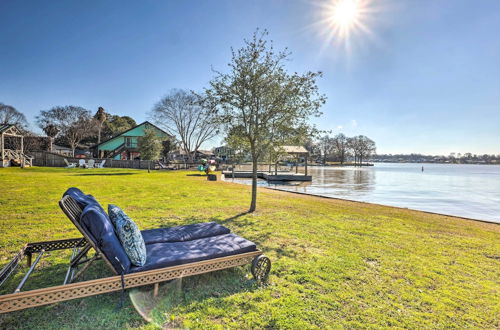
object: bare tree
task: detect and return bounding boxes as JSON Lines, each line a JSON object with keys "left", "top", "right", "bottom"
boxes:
{"left": 332, "top": 133, "right": 349, "bottom": 164}
{"left": 205, "top": 30, "right": 325, "bottom": 212}
{"left": 303, "top": 138, "right": 320, "bottom": 161}
{"left": 0, "top": 103, "right": 28, "bottom": 129}
{"left": 348, "top": 135, "right": 376, "bottom": 165}
{"left": 347, "top": 136, "right": 360, "bottom": 164}
{"left": 23, "top": 133, "right": 51, "bottom": 153}
{"left": 150, "top": 89, "right": 218, "bottom": 163}
{"left": 318, "top": 135, "right": 335, "bottom": 164}
{"left": 36, "top": 106, "right": 95, "bottom": 156}
{"left": 358, "top": 136, "right": 376, "bottom": 164}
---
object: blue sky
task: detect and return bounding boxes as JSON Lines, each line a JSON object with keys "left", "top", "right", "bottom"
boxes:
{"left": 1, "top": 0, "right": 499, "bottom": 155}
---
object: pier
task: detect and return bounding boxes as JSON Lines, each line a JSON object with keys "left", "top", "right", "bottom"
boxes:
{"left": 222, "top": 170, "right": 312, "bottom": 181}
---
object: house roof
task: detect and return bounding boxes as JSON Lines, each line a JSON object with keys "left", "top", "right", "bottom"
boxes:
{"left": 91, "top": 121, "right": 170, "bottom": 149}
{"left": 0, "top": 124, "right": 22, "bottom": 135}
{"left": 197, "top": 149, "right": 215, "bottom": 155}
{"left": 277, "top": 146, "right": 309, "bottom": 154}
{"left": 0, "top": 124, "right": 12, "bottom": 133}
{"left": 171, "top": 149, "right": 215, "bottom": 155}
{"left": 53, "top": 144, "right": 72, "bottom": 151}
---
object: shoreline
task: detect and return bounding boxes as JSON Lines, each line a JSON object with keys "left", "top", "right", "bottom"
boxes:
{"left": 261, "top": 185, "right": 499, "bottom": 225}
{"left": 220, "top": 175, "right": 499, "bottom": 226}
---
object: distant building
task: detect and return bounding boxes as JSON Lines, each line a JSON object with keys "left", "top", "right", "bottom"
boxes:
{"left": 90, "top": 121, "right": 170, "bottom": 160}
{"left": 169, "top": 149, "right": 215, "bottom": 162}
{"left": 214, "top": 146, "right": 234, "bottom": 161}
{"left": 52, "top": 144, "right": 73, "bottom": 156}
{"left": 197, "top": 149, "right": 215, "bottom": 159}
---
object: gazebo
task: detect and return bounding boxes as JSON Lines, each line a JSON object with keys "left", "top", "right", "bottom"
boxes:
{"left": 273, "top": 145, "right": 310, "bottom": 176}
{"left": 0, "top": 124, "right": 31, "bottom": 167}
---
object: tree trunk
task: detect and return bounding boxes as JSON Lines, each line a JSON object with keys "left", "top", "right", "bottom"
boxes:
{"left": 249, "top": 158, "right": 258, "bottom": 212}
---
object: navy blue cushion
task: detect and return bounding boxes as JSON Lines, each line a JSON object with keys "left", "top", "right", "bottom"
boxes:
{"left": 63, "top": 188, "right": 105, "bottom": 214}
{"left": 80, "top": 204, "right": 131, "bottom": 274}
{"left": 129, "top": 233, "right": 257, "bottom": 273}
{"left": 141, "top": 222, "right": 231, "bottom": 245}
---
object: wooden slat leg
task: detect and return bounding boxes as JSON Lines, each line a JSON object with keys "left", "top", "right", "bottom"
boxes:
{"left": 153, "top": 283, "right": 159, "bottom": 297}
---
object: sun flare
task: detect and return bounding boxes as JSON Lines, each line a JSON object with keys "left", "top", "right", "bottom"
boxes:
{"left": 314, "top": 0, "right": 376, "bottom": 53}
{"left": 332, "top": 0, "right": 360, "bottom": 29}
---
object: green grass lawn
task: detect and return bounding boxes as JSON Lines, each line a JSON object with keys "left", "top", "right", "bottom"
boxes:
{"left": 0, "top": 167, "right": 499, "bottom": 329}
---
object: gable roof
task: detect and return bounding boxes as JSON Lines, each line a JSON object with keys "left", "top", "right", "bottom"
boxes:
{"left": 0, "top": 124, "right": 22, "bottom": 136}
{"left": 276, "top": 146, "right": 309, "bottom": 154}
{"left": 91, "top": 121, "right": 170, "bottom": 149}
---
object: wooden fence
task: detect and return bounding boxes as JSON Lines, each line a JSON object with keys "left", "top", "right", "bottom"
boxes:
{"left": 29, "top": 151, "right": 198, "bottom": 170}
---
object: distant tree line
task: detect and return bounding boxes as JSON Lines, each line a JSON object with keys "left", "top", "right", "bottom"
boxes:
{"left": 373, "top": 153, "right": 500, "bottom": 164}
{"left": 305, "top": 133, "right": 376, "bottom": 165}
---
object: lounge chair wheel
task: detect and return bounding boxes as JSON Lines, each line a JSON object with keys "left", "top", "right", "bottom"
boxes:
{"left": 251, "top": 255, "right": 271, "bottom": 283}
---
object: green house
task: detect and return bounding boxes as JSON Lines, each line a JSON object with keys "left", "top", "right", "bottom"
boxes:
{"left": 91, "top": 121, "right": 170, "bottom": 160}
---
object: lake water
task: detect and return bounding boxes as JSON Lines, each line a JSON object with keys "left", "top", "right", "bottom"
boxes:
{"left": 222, "top": 163, "right": 500, "bottom": 223}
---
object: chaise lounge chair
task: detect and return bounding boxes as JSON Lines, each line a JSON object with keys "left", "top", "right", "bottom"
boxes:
{"left": 87, "top": 159, "right": 95, "bottom": 168}
{"left": 64, "top": 159, "right": 76, "bottom": 168}
{"left": 0, "top": 188, "right": 270, "bottom": 314}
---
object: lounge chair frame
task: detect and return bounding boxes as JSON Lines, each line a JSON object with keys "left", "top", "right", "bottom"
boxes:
{"left": 0, "top": 196, "right": 267, "bottom": 314}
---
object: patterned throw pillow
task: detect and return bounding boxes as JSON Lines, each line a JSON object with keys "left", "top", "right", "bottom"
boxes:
{"left": 108, "top": 204, "right": 147, "bottom": 266}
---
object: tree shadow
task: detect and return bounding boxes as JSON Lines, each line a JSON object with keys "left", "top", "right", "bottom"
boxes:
{"left": 185, "top": 174, "right": 206, "bottom": 177}
{"left": 221, "top": 211, "right": 252, "bottom": 223}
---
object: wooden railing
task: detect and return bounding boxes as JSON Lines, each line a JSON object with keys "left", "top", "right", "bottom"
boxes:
{"left": 3, "top": 149, "right": 33, "bottom": 167}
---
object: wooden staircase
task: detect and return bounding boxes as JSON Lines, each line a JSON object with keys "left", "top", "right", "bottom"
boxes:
{"left": 1, "top": 149, "right": 33, "bottom": 167}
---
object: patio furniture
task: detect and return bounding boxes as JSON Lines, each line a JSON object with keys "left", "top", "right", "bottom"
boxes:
{"left": 64, "top": 159, "right": 76, "bottom": 168}
{"left": 0, "top": 188, "right": 270, "bottom": 314}
{"left": 97, "top": 160, "right": 106, "bottom": 168}
{"left": 78, "top": 159, "right": 86, "bottom": 168}
{"left": 87, "top": 159, "right": 95, "bottom": 168}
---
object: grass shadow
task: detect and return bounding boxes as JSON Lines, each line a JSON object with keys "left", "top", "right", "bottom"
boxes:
{"left": 186, "top": 174, "right": 206, "bottom": 177}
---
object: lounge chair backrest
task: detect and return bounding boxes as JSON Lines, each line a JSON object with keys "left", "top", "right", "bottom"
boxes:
{"left": 59, "top": 195, "right": 120, "bottom": 275}
{"left": 79, "top": 159, "right": 85, "bottom": 167}
{"left": 64, "top": 159, "right": 70, "bottom": 166}
{"left": 99, "top": 160, "right": 106, "bottom": 168}
{"left": 88, "top": 159, "right": 95, "bottom": 168}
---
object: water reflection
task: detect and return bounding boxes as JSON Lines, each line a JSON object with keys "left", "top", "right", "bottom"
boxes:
{"left": 298, "top": 167, "right": 376, "bottom": 196}
{"left": 223, "top": 163, "right": 500, "bottom": 223}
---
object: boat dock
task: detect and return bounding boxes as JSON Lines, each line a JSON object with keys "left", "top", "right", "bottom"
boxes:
{"left": 222, "top": 170, "right": 312, "bottom": 182}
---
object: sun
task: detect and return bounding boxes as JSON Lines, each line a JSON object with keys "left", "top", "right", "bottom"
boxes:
{"left": 332, "top": 0, "right": 360, "bottom": 29}
{"left": 313, "top": 0, "right": 376, "bottom": 53}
